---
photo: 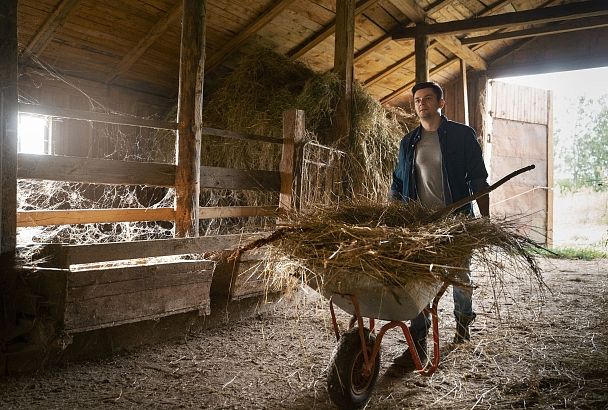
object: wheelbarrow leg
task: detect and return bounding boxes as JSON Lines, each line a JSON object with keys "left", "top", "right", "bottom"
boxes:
{"left": 404, "top": 282, "right": 450, "bottom": 376}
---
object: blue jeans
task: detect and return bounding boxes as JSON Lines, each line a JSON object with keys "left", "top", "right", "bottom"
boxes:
{"left": 410, "top": 263, "right": 474, "bottom": 340}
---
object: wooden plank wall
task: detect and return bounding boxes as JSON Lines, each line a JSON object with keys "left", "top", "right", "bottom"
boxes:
{"left": 488, "top": 80, "right": 550, "bottom": 245}
{"left": 18, "top": 69, "right": 174, "bottom": 161}
{"left": 65, "top": 260, "right": 214, "bottom": 331}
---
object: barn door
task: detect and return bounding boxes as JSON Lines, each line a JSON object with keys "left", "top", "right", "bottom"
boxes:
{"left": 485, "top": 80, "right": 553, "bottom": 246}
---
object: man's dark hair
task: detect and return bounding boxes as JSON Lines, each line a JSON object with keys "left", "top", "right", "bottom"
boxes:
{"left": 412, "top": 81, "right": 444, "bottom": 100}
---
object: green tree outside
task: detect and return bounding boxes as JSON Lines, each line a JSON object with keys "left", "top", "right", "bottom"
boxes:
{"left": 555, "top": 95, "right": 608, "bottom": 192}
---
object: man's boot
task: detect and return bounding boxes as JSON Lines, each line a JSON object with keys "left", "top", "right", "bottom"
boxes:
{"left": 392, "top": 338, "right": 428, "bottom": 369}
{"left": 453, "top": 313, "right": 475, "bottom": 344}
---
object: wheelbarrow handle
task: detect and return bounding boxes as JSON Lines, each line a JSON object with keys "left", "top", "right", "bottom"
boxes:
{"left": 428, "top": 164, "right": 535, "bottom": 221}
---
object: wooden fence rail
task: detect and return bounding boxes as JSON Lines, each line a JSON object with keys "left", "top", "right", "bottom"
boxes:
{"left": 16, "top": 106, "right": 304, "bottom": 228}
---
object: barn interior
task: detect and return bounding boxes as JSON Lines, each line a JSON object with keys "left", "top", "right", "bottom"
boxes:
{"left": 1, "top": 0, "right": 607, "bottom": 377}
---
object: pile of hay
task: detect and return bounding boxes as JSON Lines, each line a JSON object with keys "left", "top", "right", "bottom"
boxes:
{"left": 237, "top": 200, "right": 545, "bottom": 294}
{"left": 203, "top": 47, "right": 415, "bottom": 199}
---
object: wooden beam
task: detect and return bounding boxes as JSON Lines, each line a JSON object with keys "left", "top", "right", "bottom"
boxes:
{"left": 21, "top": 0, "right": 81, "bottom": 58}
{"left": 362, "top": 0, "right": 499, "bottom": 89}
{"left": 414, "top": 27, "right": 429, "bottom": 83}
{"left": 378, "top": 1, "right": 532, "bottom": 103}
{"left": 392, "top": 0, "right": 487, "bottom": 70}
{"left": 461, "top": 14, "right": 608, "bottom": 45}
{"left": 19, "top": 103, "right": 178, "bottom": 130}
{"left": 393, "top": 0, "right": 608, "bottom": 38}
{"left": 333, "top": 0, "right": 356, "bottom": 145}
{"left": 206, "top": 0, "right": 295, "bottom": 71}
{"left": 175, "top": 0, "right": 207, "bottom": 238}
{"left": 106, "top": 2, "right": 182, "bottom": 84}
{"left": 1, "top": 0, "right": 18, "bottom": 254}
{"left": 460, "top": 59, "right": 469, "bottom": 125}
{"left": 288, "top": 0, "right": 380, "bottom": 60}
{"left": 434, "top": 35, "right": 487, "bottom": 70}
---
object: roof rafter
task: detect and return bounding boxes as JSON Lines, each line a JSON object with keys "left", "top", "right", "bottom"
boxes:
{"left": 391, "top": 0, "right": 487, "bottom": 70}
{"left": 393, "top": 0, "right": 608, "bottom": 38}
{"left": 287, "top": 0, "right": 381, "bottom": 60}
{"left": 206, "top": 0, "right": 296, "bottom": 71}
{"left": 354, "top": 0, "right": 510, "bottom": 64}
{"left": 21, "top": 0, "right": 81, "bottom": 59}
{"left": 461, "top": 14, "right": 608, "bottom": 45}
{"left": 106, "top": 1, "right": 182, "bottom": 84}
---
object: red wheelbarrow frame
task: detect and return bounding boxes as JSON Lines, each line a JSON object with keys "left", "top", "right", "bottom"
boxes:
{"left": 328, "top": 281, "right": 450, "bottom": 377}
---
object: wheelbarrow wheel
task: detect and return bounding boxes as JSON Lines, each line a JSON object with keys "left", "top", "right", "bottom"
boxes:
{"left": 327, "top": 327, "right": 380, "bottom": 409}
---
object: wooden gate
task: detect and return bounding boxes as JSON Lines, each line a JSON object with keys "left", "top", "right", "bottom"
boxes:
{"left": 486, "top": 80, "right": 553, "bottom": 246}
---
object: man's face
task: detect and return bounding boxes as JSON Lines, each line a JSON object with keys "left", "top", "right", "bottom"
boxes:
{"left": 413, "top": 88, "right": 444, "bottom": 120}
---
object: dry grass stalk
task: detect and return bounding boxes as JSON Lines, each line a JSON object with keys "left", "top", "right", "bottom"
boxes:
{"left": 236, "top": 200, "right": 546, "bottom": 298}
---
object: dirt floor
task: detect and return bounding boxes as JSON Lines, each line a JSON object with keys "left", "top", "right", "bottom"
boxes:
{"left": 1, "top": 258, "right": 607, "bottom": 409}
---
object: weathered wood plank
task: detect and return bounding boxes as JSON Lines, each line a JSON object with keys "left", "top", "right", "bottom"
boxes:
{"left": 175, "top": 0, "right": 207, "bottom": 237}
{"left": 17, "top": 153, "right": 176, "bottom": 186}
{"left": 16, "top": 208, "right": 176, "bottom": 227}
{"left": 17, "top": 154, "right": 281, "bottom": 191}
{"left": 18, "top": 103, "right": 178, "bottom": 130}
{"left": 200, "top": 166, "right": 280, "bottom": 191}
{"left": 45, "top": 233, "right": 265, "bottom": 268}
{"left": 201, "top": 127, "right": 283, "bottom": 144}
{"left": 67, "top": 261, "right": 213, "bottom": 300}
{"left": 64, "top": 281, "right": 212, "bottom": 331}
{"left": 17, "top": 206, "right": 276, "bottom": 227}
{"left": 199, "top": 206, "right": 278, "bottom": 219}
{"left": 1, "top": 0, "right": 19, "bottom": 254}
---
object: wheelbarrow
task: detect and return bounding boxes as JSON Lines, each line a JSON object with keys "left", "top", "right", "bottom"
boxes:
{"left": 319, "top": 276, "right": 450, "bottom": 409}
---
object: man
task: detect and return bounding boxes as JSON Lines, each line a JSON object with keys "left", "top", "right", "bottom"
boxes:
{"left": 389, "top": 81, "right": 490, "bottom": 369}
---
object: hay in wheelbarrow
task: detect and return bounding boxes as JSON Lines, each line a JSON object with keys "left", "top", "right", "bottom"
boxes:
{"left": 234, "top": 199, "right": 546, "bottom": 302}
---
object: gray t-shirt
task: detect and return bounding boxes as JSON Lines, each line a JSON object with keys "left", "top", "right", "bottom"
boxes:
{"left": 414, "top": 129, "right": 445, "bottom": 210}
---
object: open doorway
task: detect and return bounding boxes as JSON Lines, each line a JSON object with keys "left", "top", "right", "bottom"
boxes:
{"left": 496, "top": 67, "right": 608, "bottom": 251}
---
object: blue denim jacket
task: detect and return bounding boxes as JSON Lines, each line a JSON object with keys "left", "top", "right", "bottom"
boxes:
{"left": 390, "top": 115, "right": 489, "bottom": 215}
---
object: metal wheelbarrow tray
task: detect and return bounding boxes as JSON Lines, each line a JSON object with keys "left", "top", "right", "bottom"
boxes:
{"left": 315, "top": 274, "right": 450, "bottom": 409}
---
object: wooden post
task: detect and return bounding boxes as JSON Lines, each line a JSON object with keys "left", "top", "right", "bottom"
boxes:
{"left": 175, "top": 0, "right": 207, "bottom": 237}
{"left": 546, "top": 90, "right": 554, "bottom": 248}
{"left": 333, "top": 0, "right": 355, "bottom": 145}
{"left": 460, "top": 59, "right": 469, "bottom": 125}
{"left": 1, "top": 0, "right": 18, "bottom": 254}
{"left": 414, "top": 24, "right": 429, "bottom": 84}
{"left": 279, "top": 109, "right": 305, "bottom": 213}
